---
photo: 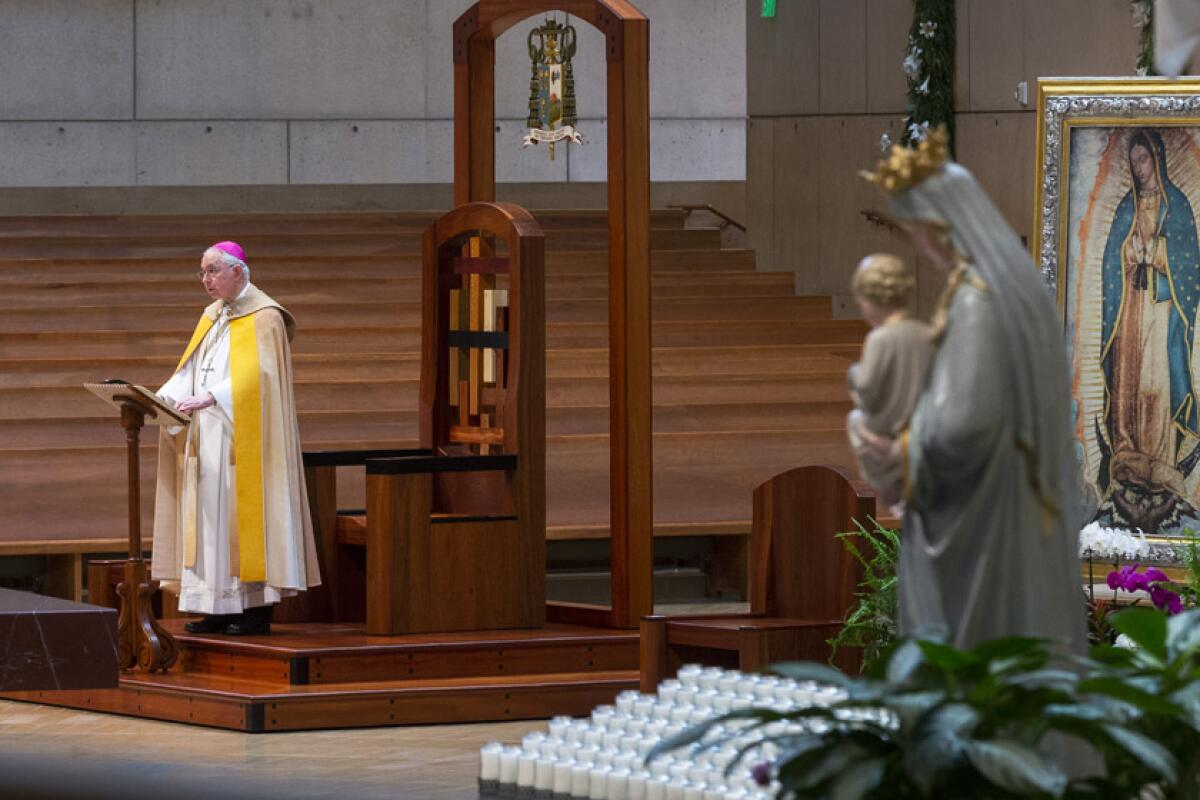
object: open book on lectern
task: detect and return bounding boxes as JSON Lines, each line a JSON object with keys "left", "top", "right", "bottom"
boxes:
{"left": 84, "top": 380, "right": 190, "bottom": 426}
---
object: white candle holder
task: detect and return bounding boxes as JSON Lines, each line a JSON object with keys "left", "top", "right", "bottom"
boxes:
{"left": 499, "top": 746, "right": 521, "bottom": 787}
{"left": 533, "top": 755, "right": 555, "bottom": 794}
{"left": 570, "top": 762, "right": 593, "bottom": 798}
{"left": 664, "top": 781, "right": 687, "bottom": 800}
{"left": 516, "top": 751, "right": 537, "bottom": 789}
{"left": 587, "top": 765, "right": 610, "bottom": 800}
{"left": 697, "top": 667, "right": 723, "bottom": 691}
{"left": 552, "top": 759, "right": 574, "bottom": 796}
{"left": 607, "top": 768, "right": 631, "bottom": 800}
{"left": 478, "top": 741, "right": 503, "bottom": 794}
{"left": 627, "top": 770, "right": 648, "bottom": 800}
{"left": 656, "top": 679, "right": 681, "bottom": 703}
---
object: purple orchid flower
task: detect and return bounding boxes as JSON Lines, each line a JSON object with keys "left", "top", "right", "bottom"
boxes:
{"left": 1108, "top": 564, "right": 1186, "bottom": 615}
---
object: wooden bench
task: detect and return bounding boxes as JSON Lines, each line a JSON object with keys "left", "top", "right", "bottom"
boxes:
{"left": 640, "top": 465, "right": 884, "bottom": 688}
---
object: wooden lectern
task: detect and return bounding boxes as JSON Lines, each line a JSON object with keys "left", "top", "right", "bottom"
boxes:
{"left": 84, "top": 382, "right": 180, "bottom": 673}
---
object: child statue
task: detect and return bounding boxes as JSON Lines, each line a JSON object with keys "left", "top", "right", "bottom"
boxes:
{"left": 845, "top": 254, "right": 933, "bottom": 510}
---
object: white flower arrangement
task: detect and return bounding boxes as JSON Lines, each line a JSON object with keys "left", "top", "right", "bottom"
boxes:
{"left": 893, "top": 3, "right": 951, "bottom": 150}
{"left": 1131, "top": 0, "right": 1154, "bottom": 76}
{"left": 1131, "top": 0, "right": 1151, "bottom": 30}
{"left": 902, "top": 48, "right": 923, "bottom": 81}
{"left": 1078, "top": 521, "right": 1151, "bottom": 560}
{"left": 907, "top": 120, "right": 931, "bottom": 142}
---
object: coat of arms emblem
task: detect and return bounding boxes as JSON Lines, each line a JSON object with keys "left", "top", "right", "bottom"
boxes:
{"left": 523, "top": 19, "right": 582, "bottom": 160}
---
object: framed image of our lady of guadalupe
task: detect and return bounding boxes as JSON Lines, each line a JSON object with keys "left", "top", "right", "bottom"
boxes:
{"left": 1035, "top": 78, "right": 1200, "bottom": 536}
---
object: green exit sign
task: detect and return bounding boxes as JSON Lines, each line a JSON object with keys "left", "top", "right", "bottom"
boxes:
{"left": 763, "top": 0, "right": 776, "bottom": 17}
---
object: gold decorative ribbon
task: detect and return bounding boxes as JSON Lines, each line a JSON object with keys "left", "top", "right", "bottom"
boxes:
{"left": 176, "top": 314, "right": 214, "bottom": 373}
{"left": 230, "top": 314, "right": 266, "bottom": 583}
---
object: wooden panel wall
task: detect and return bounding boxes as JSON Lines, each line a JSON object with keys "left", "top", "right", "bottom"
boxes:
{"left": 747, "top": 0, "right": 1139, "bottom": 319}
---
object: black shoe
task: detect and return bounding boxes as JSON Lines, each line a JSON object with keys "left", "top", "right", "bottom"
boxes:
{"left": 183, "top": 614, "right": 229, "bottom": 634}
{"left": 224, "top": 605, "right": 273, "bottom": 636}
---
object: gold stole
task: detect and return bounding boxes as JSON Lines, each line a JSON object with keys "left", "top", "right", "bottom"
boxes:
{"left": 175, "top": 311, "right": 268, "bottom": 583}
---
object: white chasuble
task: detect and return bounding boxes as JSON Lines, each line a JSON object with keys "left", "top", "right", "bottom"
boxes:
{"left": 152, "top": 284, "right": 321, "bottom": 614}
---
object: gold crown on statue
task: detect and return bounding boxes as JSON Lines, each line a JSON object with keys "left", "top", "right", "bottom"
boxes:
{"left": 859, "top": 125, "right": 951, "bottom": 194}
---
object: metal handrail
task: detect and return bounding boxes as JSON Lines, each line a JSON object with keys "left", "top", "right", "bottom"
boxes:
{"left": 667, "top": 203, "right": 747, "bottom": 233}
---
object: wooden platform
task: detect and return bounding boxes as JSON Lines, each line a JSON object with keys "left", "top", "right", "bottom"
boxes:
{"left": 0, "top": 619, "right": 639, "bottom": 732}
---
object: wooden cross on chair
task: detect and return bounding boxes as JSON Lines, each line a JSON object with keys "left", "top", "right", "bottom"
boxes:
{"left": 448, "top": 238, "right": 511, "bottom": 456}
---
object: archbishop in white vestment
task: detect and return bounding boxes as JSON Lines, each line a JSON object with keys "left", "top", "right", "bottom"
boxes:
{"left": 152, "top": 243, "right": 320, "bottom": 626}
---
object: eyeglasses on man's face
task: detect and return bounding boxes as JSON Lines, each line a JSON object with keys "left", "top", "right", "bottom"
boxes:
{"left": 197, "top": 265, "right": 232, "bottom": 281}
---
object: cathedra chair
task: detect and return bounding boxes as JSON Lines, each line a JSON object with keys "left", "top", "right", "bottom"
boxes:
{"left": 639, "top": 465, "right": 873, "bottom": 689}
{"left": 300, "top": 202, "right": 545, "bottom": 634}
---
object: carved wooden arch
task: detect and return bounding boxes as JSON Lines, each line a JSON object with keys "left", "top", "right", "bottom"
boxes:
{"left": 453, "top": 0, "right": 651, "bottom": 629}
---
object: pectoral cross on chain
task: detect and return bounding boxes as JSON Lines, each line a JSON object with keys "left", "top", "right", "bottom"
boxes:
{"left": 199, "top": 363, "right": 217, "bottom": 382}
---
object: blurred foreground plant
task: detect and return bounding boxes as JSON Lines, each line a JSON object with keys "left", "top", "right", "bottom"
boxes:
{"left": 651, "top": 607, "right": 1200, "bottom": 799}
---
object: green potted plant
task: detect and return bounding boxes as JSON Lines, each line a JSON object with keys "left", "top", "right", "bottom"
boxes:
{"left": 650, "top": 607, "right": 1200, "bottom": 799}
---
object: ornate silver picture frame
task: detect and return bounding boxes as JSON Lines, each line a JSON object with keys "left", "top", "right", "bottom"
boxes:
{"left": 1035, "top": 79, "right": 1200, "bottom": 537}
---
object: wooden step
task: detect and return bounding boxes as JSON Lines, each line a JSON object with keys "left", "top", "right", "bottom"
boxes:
{"left": 0, "top": 227, "right": 719, "bottom": 258}
{"left": 0, "top": 271, "right": 792, "bottom": 306}
{"left": 0, "top": 208, "right": 686, "bottom": 237}
{"left": 0, "top": 249, "right": 756, "bottom": 283}
{"left": 0, "top": 369, "right": 851, "bottom": 419}
{"left": 543, "top": 428, "right": 855, "bottom": 532}
{"left": 0, "top": 353, "right": 419, "bottom": 389}
{"left": 0, "top": 319, "right": 865, "bottom": 359}
{"left": 547, "top": 372, "right": 850, "bottom": 406}
{"left": 550, "top": 319, "right": 868, "bottom": 349}
{"left": 0, "top": 428, "right": 854, "bottom": 542}
{"left": 0, "top": 396, "right": 853, "bottom": 448}
{"left": 170, "top": 619, "right": 639, "bottom": 685}
{"left": 551, "top": 400, "right": 851, "bottom": 436}
{"left": 4, "top": 668, "right": 639, "bottom": 731}
{"left": 0, "top": 295, "right": 829, "bottom": 333}
{"left": 0, "top": 380, "right": 418, "bottom": 417}
{"left": 333, "top": 425, "right": 860, "bottom": 542}
{"left": 0, "top": 343, "right": 857, "bottom": 389}
{"left": 577, "top": 344, "right": 858, "bottom": 377}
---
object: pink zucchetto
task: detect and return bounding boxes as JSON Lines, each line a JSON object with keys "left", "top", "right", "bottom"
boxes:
{"left": 209, "top": 240, "right": 247, "bottom": 267}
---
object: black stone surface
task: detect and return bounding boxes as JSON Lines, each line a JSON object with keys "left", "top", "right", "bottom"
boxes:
{"left": 0, "top": 588, "right": 119, "bottom": 691}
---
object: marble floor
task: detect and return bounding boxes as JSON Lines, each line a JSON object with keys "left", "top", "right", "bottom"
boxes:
{"left": 0, "top": 603, "right": 749, "bottom": 798}
{"left": 0, "top": 697, "right": 533, "bottom": 799}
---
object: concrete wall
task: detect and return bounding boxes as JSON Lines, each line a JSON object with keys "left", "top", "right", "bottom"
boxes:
{"left": 746, "top": 0, "right": 1139, "bottom": 316}
{"left": 0, "top": 0, "right": 745, "bottom": 189}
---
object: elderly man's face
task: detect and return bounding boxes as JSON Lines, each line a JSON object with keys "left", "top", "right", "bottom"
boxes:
{"left": 199, "top": 251, "right": 244, "bottom": 302}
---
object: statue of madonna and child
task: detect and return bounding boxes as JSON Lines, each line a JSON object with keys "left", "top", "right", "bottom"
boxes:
{"left": 848, "top": 127, "right": 1088, "bottom": 655}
